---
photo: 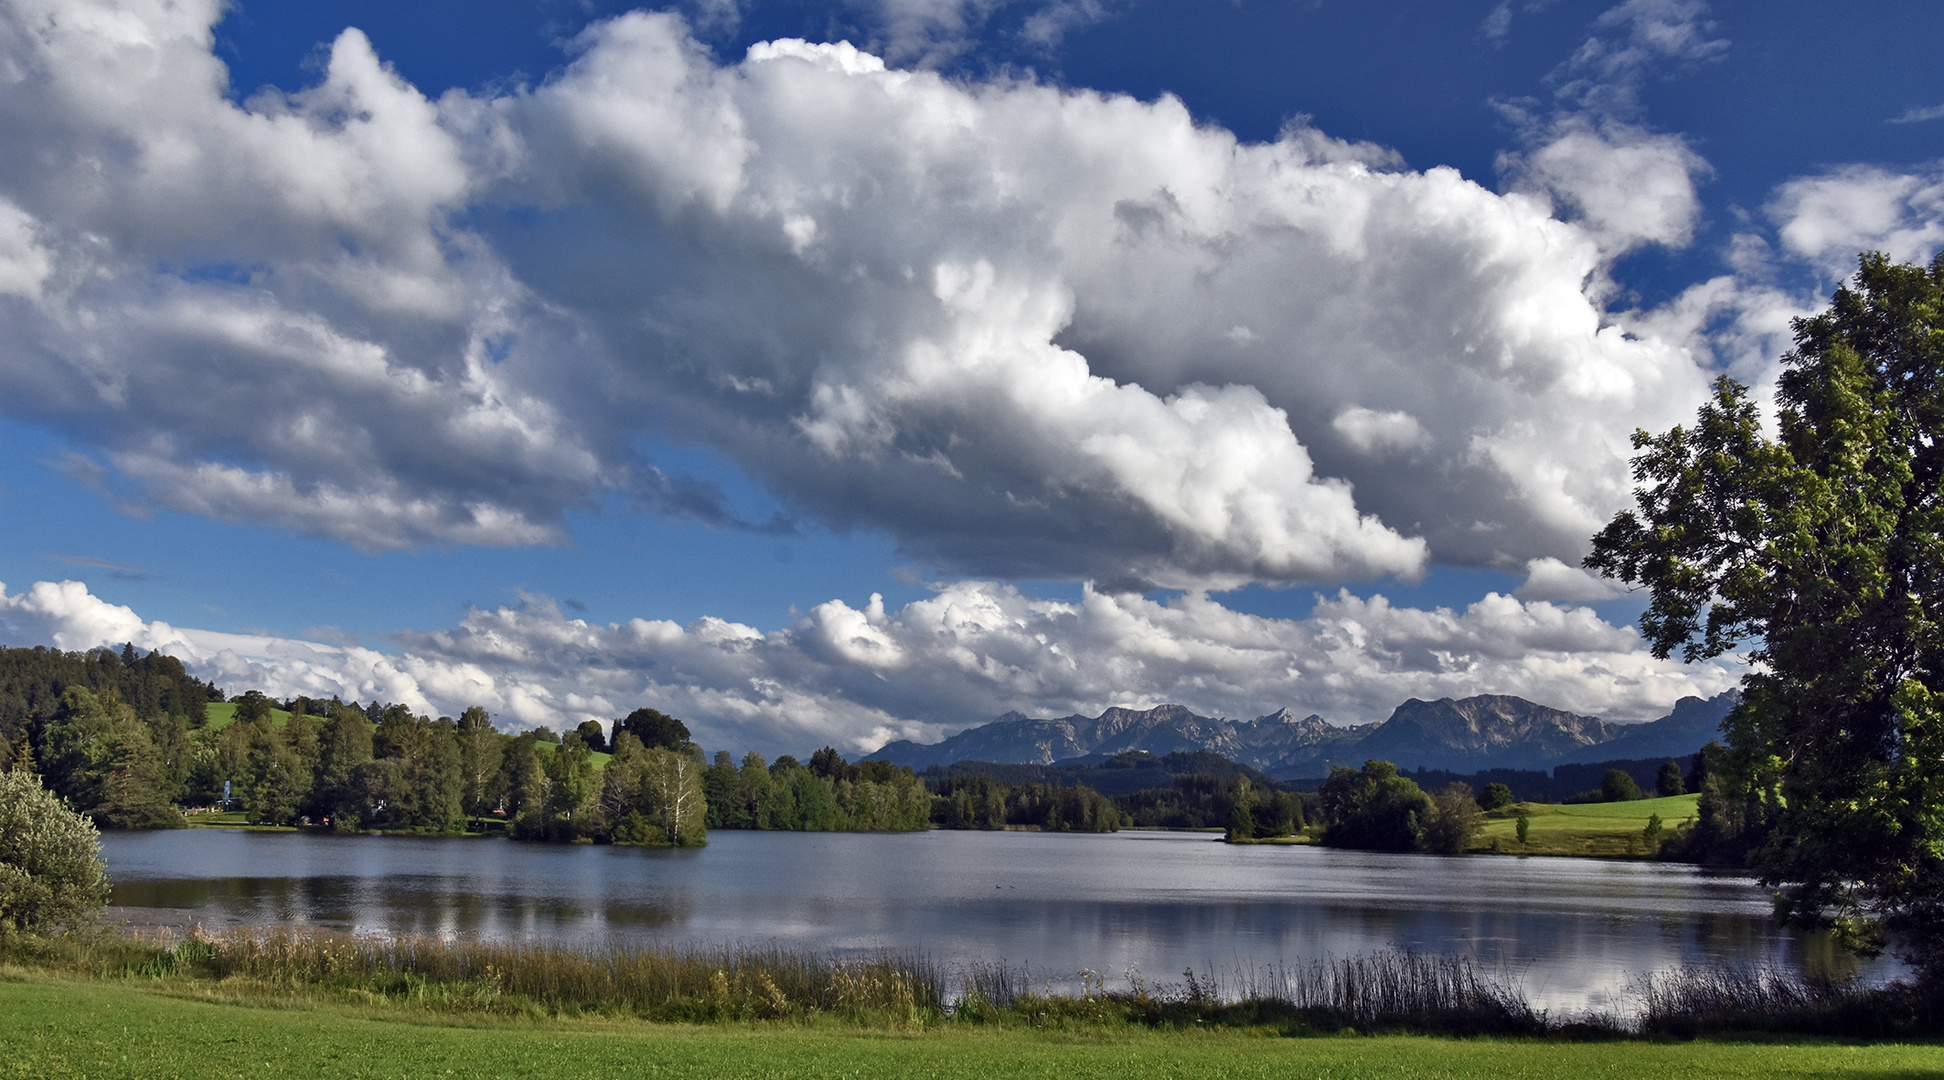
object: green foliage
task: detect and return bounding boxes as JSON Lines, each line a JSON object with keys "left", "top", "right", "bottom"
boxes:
{"left": 0, "top": 769, "right": 110, "bottom": 932}
{"left": 306, "top": 703, "right": 374, "bottom": 827}
{"left": 0, "top": 643, "right": 217, "bottom": 757}
{"left": 1515, "top": 813, "right": 1530, "bottom": 844}
{"left": 1318, "top": 761, "right": 1432, "bottom": 852}
{"left": 239, "top": 701, "right": 311, "bottom": 826}
{"left": 231, "top": 690, "right": 278, "bottom": 728}
{"left": 591, "top": 736, "right": 707, "bottom": 846}
{"left": 457, "top": 707, "right": 505, "bottom": 823}
{"left": 1110, "top": 772, "right": 1300, "bottom": 831}
{"left": 573, "top": 720, "right": 609, "bottom": 754}
{"left": 1221, "top": 777, "right": 1299, "bottom": 840}
{"left": 707, "top": 750, "right": 930, "bottom": 833}
{"left": 1600, "top": 769, "right": 1643, "bottom": 803}
{"left": 39, "top": 687, "right": 178, "bottom": 829}
{"left": 1655, "top": 741, "right": 1770, "bottom": 866}
{"left": 513, "top": 732, "right": 597, "bottom": 840}
{"left": 1587, "top": 252, "right": 1944, "bottom": 983}
{"left": 1477, "top": 782, "right": 1515, "bottom": 811}
{"left": 361, "top": 709, "right": 465, "bottom": 831}
{"left": 613, "top": 707, "right": 692, "bottom": 753}
{"left": 1655, "top": 759, "right": 1685, "bottom": 797}
{"left": 1421, "top": 783, "right": 1483, "bottom": 854}
{"left": 931, "top": 774, "right": 1122, "bottom": 833}
{"left": 501, "top": 732, "right": 549, "bottom": 821}
{"left": 933, "top": 774, "right": 1009, "bottom": 829}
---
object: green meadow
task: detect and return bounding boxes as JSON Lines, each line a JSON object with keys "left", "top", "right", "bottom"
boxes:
{"left": 2, "top": 973, "right": 1936, "bottom": 1080}
{"left": 201, "top": 701, "right": 294, "bottom": 730}
{"left": 1472, "top": 794, "right": 1700, "bottom": 858}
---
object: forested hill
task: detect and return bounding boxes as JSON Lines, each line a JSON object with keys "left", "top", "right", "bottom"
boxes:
{"left": 0, "top": 643, "right": 221, "bottom": 743}
{"left": 0, "top": 644, "right": 225, "bottom": 826}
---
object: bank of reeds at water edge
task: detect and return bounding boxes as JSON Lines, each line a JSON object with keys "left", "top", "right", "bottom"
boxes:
{"left": 2, "top": 927, "right": 1937, "bottom": 1038}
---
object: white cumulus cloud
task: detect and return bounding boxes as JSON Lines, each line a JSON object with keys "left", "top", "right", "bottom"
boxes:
{"left": 0, "top": 0, "right": 1749, "bottom": 587}
{"left": 1767, "top": 165, "right": 1944, "bottom": 278}
{"left": 1500, "top": 118, "right": 1711, "bottom": 257}
{"left": 1515, "top": 556, "right": 1625, "bottom": 603}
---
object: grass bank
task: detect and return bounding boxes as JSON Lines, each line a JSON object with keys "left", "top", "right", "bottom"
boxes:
{"left": 1473, "top": 793, "right": 1699, "bottom": 857}
{"left": 3, "top": 973, "right": 1940, "bottom": 1080}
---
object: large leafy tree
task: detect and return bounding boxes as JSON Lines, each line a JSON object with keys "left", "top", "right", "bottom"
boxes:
{"left": 1317, "top": 760, "right": 1433, "bottom": 852}
{"left": 613, "top": 707, "right": 694, "bottom": 753}
{"left": 1586, "top": 252, "right": 1944, "bottom": 985}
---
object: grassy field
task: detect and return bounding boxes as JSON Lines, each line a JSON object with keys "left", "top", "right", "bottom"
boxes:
{"left": 1472, "top": 794, "right": 1700, "bottom": 857}
{"left": 2, "top": 974, "right": 1937, "bottom": 1080}
{"left": 201, "top": 701, "right": 294, "bottom": 730}
{"left": 1230, "top": 794, "right": 1701, "bottom": 858}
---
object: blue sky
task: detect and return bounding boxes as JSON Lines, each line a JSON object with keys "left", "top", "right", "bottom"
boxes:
{"left": 0, "top": 0, "right": 1937, "bottom": 754}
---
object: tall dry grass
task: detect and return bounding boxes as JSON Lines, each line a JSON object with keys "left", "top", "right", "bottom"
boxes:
{"left": 1635, "top": 964, "right": 1939, "bottom": 1037}
{"left": 1219, "top": 951, "right": 1540, "bottom": 1030}
{"left": 150, "top": 927, "right": 941, "bottom": 1024}
{"left": 953, "top": 951, "right": 1546, "bottom": 1035}
{"left": 13, "top": 925, "right": 1933, "bottom": 1036}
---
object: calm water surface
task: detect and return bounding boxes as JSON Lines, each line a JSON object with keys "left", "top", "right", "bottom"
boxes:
{"left": 100, "top": 829, "right": 1887, "bottom": 1012}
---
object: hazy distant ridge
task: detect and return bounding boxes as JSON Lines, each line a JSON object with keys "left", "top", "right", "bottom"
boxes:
{"left": 870, "top": 691, "right": 1738, "bottom": 777}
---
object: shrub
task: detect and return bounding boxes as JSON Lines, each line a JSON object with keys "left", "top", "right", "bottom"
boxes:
{"left": 1601, "top": 769, "right": 1643, "bottom": 802}
{"left": 0, "top": 770, "right": 112, "bottom": 933}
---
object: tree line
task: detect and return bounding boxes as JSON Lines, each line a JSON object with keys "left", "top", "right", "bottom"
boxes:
{"left": 0, "top": 644, "right": 221, "bottom": 829}
{"left": 701, "top": 747, "right": 931, "bottom": 832}
{"left": 929, "top": 773, "right": 1122, "bottom": 832}
{"left": 1397, "top": 754, "right": 1696, "bottom": 806}
{"left": 0, "top": 651, "right": 949, "bottom": 845}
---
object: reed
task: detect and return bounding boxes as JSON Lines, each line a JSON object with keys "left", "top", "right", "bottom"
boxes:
{"left": 1231, "top": 951, "right": 1542, "bottom": 1032}
{"left": 951, "top": 951, "right": 1546, "bottom": 1035}
{"left": 148, "top": 927, "right": 943, "bottom": 1024}
{"left": 13, "top": 926, "right": 1932, "bottom": 1037}
{"left": 1635, "top": 964, "right": 1939, "bottom": 1038}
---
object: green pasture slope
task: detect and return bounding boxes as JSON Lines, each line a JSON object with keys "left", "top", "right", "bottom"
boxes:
{"left": 1473, "top": 793, "right": 1700, "bottom": 857}
{"left": 2, "top": 977, "right": 1935, "bottom": 1080}
{"left": 201, "top": 701, "right": 294, "bottom": 730}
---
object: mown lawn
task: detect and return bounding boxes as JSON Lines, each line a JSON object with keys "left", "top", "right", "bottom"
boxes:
{"left": 1471, "top": 794, "right": 1700, "bottom": 858}
{"left": 2, "top": 974, "right": 1937, "bottom": 1080}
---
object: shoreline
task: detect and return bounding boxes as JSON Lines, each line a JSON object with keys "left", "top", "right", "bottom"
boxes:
{"left": 161, "top": 818, "right": 1701, "bottom": 864}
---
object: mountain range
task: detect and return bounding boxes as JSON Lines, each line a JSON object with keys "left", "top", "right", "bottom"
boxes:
{"left": 869, "top": 691, "right": 1740, "bottom": 778}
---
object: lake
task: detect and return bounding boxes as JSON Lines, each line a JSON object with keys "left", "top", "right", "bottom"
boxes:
{"left": 99, "top": 828, "right": 1891, "bottom": 1014}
